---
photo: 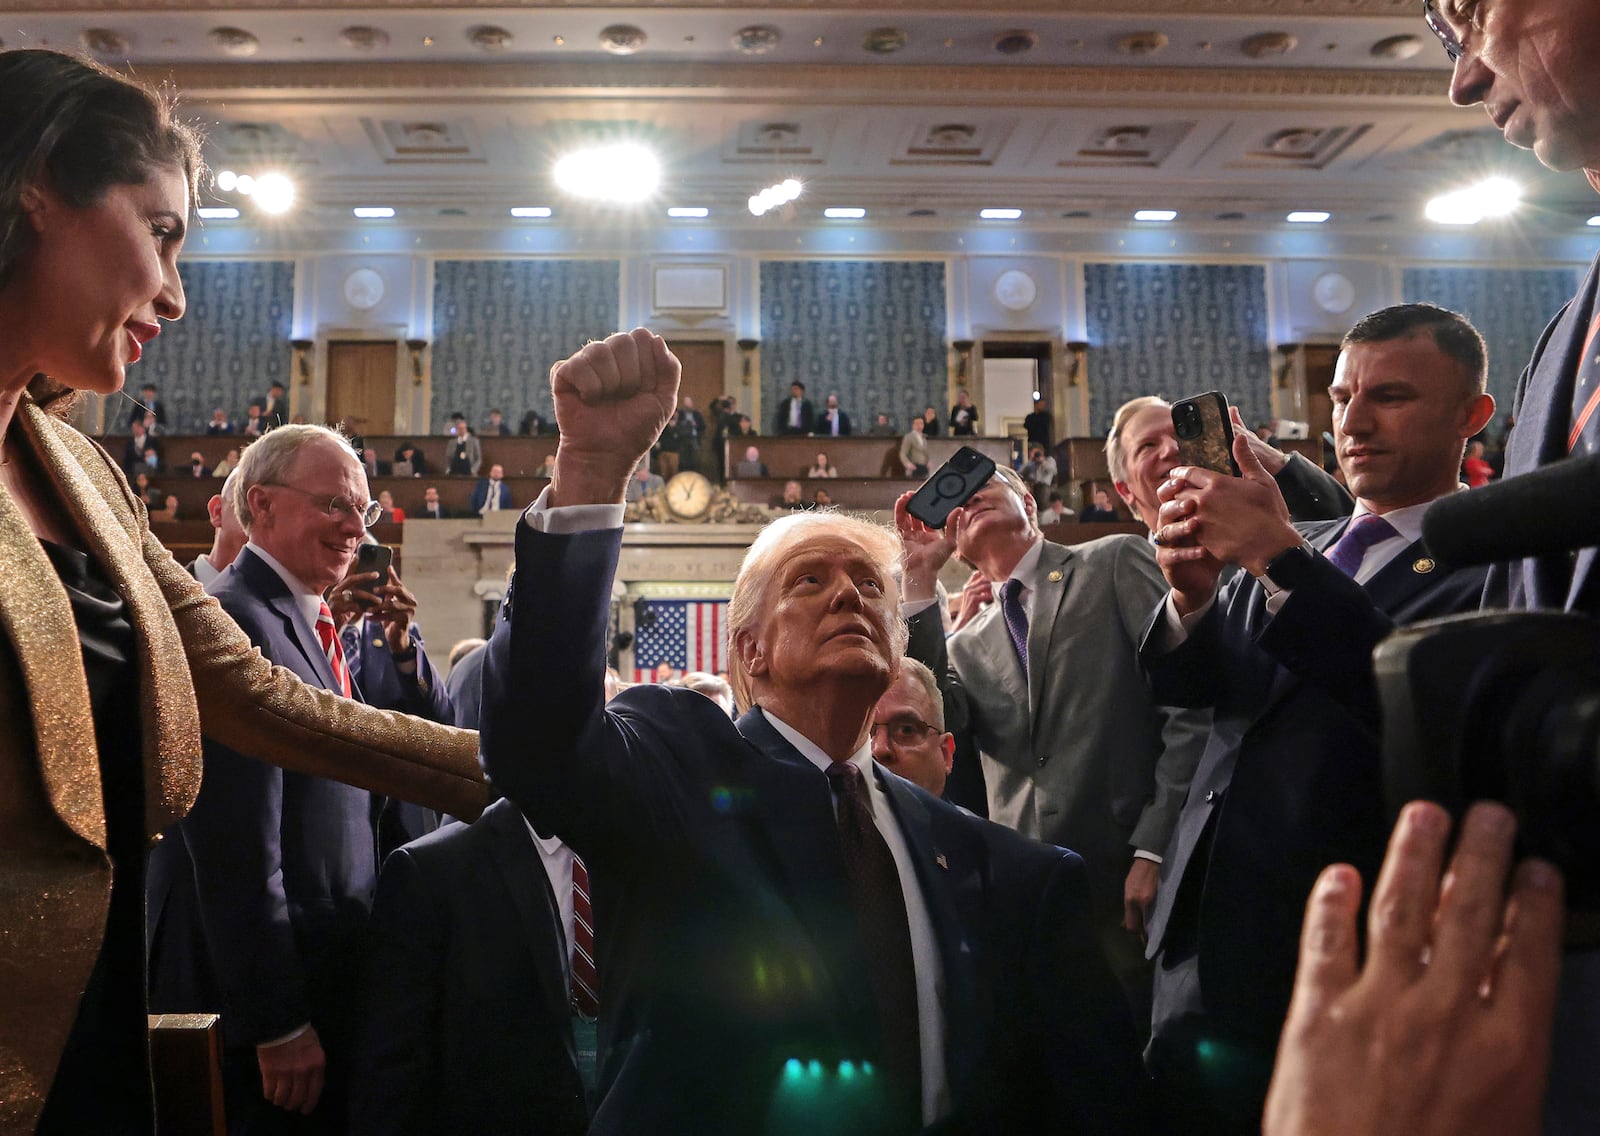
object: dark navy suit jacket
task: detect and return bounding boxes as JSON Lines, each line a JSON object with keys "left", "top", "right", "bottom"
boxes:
{"left": 148, "top": 547, "right": 383, "bottom": 1053}
{"left": 1140, "top": 518, "right": 1488, "bottom": 1049}
{"left": 349, "top": 798, "right": 588, "bottom": 1136}
{"left": 482, "top": 522, "right": 1144, "bottom": 1135}
{"left": 470, "top": 477, "right": 514, "bottom": 513}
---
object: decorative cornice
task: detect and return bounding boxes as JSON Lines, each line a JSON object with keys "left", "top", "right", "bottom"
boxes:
{"left": 158, "top": 60, "right": 1452, "bottom": 104}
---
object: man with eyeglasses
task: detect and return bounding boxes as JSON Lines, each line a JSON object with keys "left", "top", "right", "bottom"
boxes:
{"left": 147, "top": 424, "right": 398, "bottom": 1132}
{"left": 869, "top": 658, "right": 955, "bottom": 798}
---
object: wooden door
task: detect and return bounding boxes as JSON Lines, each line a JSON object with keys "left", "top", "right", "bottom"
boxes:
{"left": 1304, "top": 345, "right": 1339, "bottom": 449}
{"left": 326, "top": 340, "right": 398, "bottom": 436}
{"left": 663, "top": 339, "right": 727, "bottom": 475}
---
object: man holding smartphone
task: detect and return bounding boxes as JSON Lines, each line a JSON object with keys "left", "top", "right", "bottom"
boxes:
{"left": 1137, "top": 303, "right": 1495, "bottom": 1134}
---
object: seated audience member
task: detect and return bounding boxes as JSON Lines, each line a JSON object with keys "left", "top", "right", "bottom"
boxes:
{"left": 869, "top": 658, "right": 954, "bottom": 798}
{"left": 1043, "top": 491, "right": 1075, "bottom": 525}
{"left": 949, "top": 390, "right": 979, "bottom": 437}
{"left": 818, "top": 393, "right": 852, "bottom": 437}
{"left": 1141, "top": 303, "right": 1496, "bottom": 1132}
{"left": 1024, "top": 398, "right": 1053, "bottom": 450}
{"left": 393, "top": 442, "right": 428, "bottom": 477}
{"left": 624, "top": 462, "right": 665, "bottom": 503}
{"left": 206, "top": 407, "right": 235, "bottom": 435}
{"left": 920, "top": 406, "right": 941, "bottom": 437}
{"left": 1106, "top": 395, "right": 1352, "bottom": 536}
{"left": 153, "top": 493, "right": 179, "bottom": 522}
{"left": 733, "top": 445, "right": 767, "bottom": 478}
{"left": 773, "top": 480, "right": 806, "bottom": 510}
{"left": 471, "top": 463, "right": 513, "bottom": 515}
{"left": 185, "top": 450, "right": 211, "bottom": 478}
{"left": 213, "top": 447, "right": 240, "bottom": 479}
{"left": 122, "top": 422, "right": 160, "bottom": 474}
{"left": 376, "top": 490, "right": 405, "bottom": 523}
{"left": 480, "top": 328, "right": 1149, "bottom": 1135}
{"left": 483, "top": 407, "right": 511, "bottom": 436}
{"left": 870, "top": 412, "right": 898, "bottom": 436}
{"left": 732, "top": 414, "right": 755, "bottom": 437}
{"left": 678, "top": 671, "right": 735, "bottom": 717}
{"left": 1264, "top": 801, "right": 1561, "bottom": 1136}
{"left": 808, "top": 451, "right": 838, "bottom": 478}
{"left": 417, "top": 485, "right": 450, "bottom": 520}
{"left": 361, "top": 447, "right": 390, "bottom": 478}
{"left": 900, "top": 416, "right": 931, "bottom": 477}
{"left": 189, "top": 471, "right": 246, "bottom": 585}
{"left": 534, "top": 453, "right": 557, "bottom": 478}
{"left": 519, "top": 409, "right": 550, "bottom": 436}
{"left": 650, "top": 660, "right": 679, "bottom": 684}
{"left": 125, "top": 382, "right": 165, "bottom": 433}
{"left": 133, "top": 470, "right": 153, "bottom": 500}
{"left": 812, "top": 487, "right": 834, "bottom": 508}
{"left": 1021, "top": 446, "right": 1057, "bottom": 498}
{"left": 141, "top": 444, "right": 163, "bottom": 474}
{"left": 241, "top": 403, "right": 266, "bottom": 436}
{"left": 1078, "top": 485, "right": 1120, "bottom": 522}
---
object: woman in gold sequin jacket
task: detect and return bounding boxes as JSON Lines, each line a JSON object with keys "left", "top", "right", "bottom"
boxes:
{"left": 0, "top": 50, "right": 485, "bottom": 1132}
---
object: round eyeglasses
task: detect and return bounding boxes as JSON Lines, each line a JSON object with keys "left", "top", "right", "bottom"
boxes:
{"left": 869, "top": 718, "right": 941, "bottom": 746}
{"left": 1422, "top": 0, "right": 1465, "bottom": 63}
{"left": 265, "top": 483, "right": 385, "bottom": 528}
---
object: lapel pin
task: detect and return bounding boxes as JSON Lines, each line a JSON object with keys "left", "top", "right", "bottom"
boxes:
{"left": 1412, "top": 557, "right": 1435, "bottom": 574}
{"left": 1047, "top": 570, "right": 1063, "bottom": 583}
{"left": 935, "top": 853, "right": 949, "bottom": 871}
{"left": 372, "top": 637, "right": 385, "bottom": 648}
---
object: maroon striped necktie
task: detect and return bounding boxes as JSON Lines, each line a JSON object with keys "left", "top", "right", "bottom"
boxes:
{"left": 570, "top": 853, "right": 600, "bottom": 1017}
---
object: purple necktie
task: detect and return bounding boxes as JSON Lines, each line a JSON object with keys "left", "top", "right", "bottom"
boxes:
{"left": 1001, "top": 578, "right": 1029, "bottom": 671}
{"left": 1325, "top": 513, "right": 1399, "bottom": 578}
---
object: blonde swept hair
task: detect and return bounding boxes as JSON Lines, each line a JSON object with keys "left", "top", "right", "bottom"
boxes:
{"left": 1105, "top": 395, "right": 1170, "bottom": 486}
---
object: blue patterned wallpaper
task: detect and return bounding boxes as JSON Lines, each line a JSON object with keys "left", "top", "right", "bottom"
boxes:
{"left": 760, "top": 260, "right": 947, "bottom": 431}
{"left": 1401, "top": 266, "right": 1578, "bottom": 412}
{"left": 1084, "top": 263, "right": 1271, "bottom": 436}
{"left": 431, "top": 259, "right": 620, "bottom": 432}
{"left": 134, "top": 260, "right": 294, "bottom": 432}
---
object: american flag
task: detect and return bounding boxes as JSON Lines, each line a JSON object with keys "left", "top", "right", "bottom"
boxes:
{"left": 632, "top": 599, "right": 730, "bottom": 682}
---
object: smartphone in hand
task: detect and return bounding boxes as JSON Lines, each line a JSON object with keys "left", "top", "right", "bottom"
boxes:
{"left": 353, "top": 543, "right": 393, "bottom": 606}
{"left": 1172, "top": 392, "right": 1240, "bottom": 477}
{"left": 907, "top": 446, "right": 999, "bottom": 529}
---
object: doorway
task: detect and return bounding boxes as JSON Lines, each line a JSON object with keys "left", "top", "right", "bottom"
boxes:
{"left": 663, "top": 338, "right": 727, "bottom": 477}
{"left": 326, "top": 340, "right": 399, "bottom": 436}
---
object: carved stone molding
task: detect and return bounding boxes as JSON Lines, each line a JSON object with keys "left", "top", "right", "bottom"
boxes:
{"left": 158, "top": 60, "right": 1450, "bottom": 103}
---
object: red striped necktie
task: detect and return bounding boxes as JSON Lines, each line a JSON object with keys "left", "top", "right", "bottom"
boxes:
{"left": 314, "top": 601, "right": 353, "bottom": 698}
{"left": 570, "top": 853, "right": 600, "bottom": 1017}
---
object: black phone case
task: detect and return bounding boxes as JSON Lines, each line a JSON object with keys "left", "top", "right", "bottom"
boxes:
{"left": 907, "top": 446, "right": 999, "bottom": 529}
{"left": 1174, "top": 392, "right": 1239, "bottom": 477}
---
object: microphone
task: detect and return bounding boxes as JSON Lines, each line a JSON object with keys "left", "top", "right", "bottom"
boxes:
{"left": 1422, "top": 452, "right": 1600, "bottom": 567}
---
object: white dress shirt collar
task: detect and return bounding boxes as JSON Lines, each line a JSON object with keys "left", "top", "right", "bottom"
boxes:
{"left": 244, "top": 540, "right": 326, "bottom": 628}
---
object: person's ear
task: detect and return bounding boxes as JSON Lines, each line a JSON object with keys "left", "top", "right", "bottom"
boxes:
{"left": 19, "top": 182, "right": 51, "bottom": 234}
{"left": 940, "top": 734, "right": 956, "bottom": 774}
{"left": 733, "top": 628, "right": 767, "bottom": 680}
{"left": 1113, "top": 479, "right": 1136, "bottom": 509}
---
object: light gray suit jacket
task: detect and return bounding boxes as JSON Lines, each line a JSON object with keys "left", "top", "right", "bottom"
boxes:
{"left": 923, "top": 535, "right": 1207, "bottom": 909}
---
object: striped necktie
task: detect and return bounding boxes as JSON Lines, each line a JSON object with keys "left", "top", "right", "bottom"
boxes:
{"left": 1000, "top": 578, "right": 1029, "bottom": 672}
{"left": 570, "top": 853, "right": 600, "bottom": 1017}
{"left": 314, "top": 601, "right": 352, "bottom": 698}
{"left": 1569, "top": 311, "right": 1600, "bottom": 455}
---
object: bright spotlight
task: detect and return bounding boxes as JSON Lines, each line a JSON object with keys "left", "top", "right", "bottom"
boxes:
{"left": 215, "top": 169, "right": 238, "bottom": 193}
{"left": 1134, "top": 209, "right": 1178, "bottom": 222}
{"left": 235, "top": 173, "right": 257, "bottom": 195}
{"left": 552, "top": 143, "right": 661, "bottom": 203}
{"left": 1426, "top": 177, "right": 1522, "bottom": 226}
{"left": 251, "top": 172, "right": 296, "bottom": 215}
{"left": 197, "top": 206, "right": 240, "bottom": 220}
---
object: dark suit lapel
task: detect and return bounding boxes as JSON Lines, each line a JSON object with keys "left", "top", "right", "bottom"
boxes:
{"left": 484, "top": 800, "right": 572, "bottom": 1021}
{"left": 1363, "top": 539, "right": 1446, "bottom": 613}
{"left": 1026, "top": 542, "right": 1075, "bottom": 720}
{"left": 235, "top": 548, "right": 341, "bottom": 690}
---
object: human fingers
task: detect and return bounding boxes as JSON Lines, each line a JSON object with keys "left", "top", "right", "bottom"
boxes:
{"left": 1489, "top": 858, "right": 1564, "bottom": 1043}
{"left": 1427, "top": 802, "right": 1519, "bottom": 992}
{"left": 301, "top": 1064, "right": 325, "bottom": 1115}
{"left": 893, "top": 491, "right": 925, "bottom": 537}
{"left": 637, "top": 328, "right": 681, "bottom": 396}
{"left": 1289, "top": 863, "right": 1364, "bottom": 1012}
{"left": 1366, "top": 801, "right": 1452, "bottom": 986}
{"left": 1233, "top": 427, "right": 1275, "bottom": 485}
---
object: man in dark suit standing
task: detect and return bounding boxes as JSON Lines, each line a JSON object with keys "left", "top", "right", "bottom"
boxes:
{"left": 818, "top": 393, "right": 853, "bottom": 437}
{"left": 251, "top": 380, "right": 289, "bottom": 429}
{"left": 149, "top": 425, "right": 389, "bottom": 1133}
{"left": 126, "top": 382, "right": 166, "bottom": 432}
{"left": 671, "top": 394, "right": 706, "bottom": 472}
{"left": 1139, "top": 303, "right": 1496, "bottom": 1133}
{"left": 773, "top": 380, "right": 816, "bottom": 435}
{"left": 482, "top": 329, "right": 1146, "bottom": 1136}
{"left": 348, "top": 797, "right": 590, "bottom": 1136}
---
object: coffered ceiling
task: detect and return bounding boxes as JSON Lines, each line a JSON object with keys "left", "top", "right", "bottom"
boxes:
{"left": 5, "top": 1, "right": 1592, "bottom": 236}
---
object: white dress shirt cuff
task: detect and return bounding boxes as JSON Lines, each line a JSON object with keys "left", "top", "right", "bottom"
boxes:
{"left": 258, "top": 1023, "right": 311, "bottom": 1048}
{"left": 1151, "top": 590, "right": 1217, "bottom": 652}
{"left": 900, "top": 596, "right": 940, "bottom": 618}
{"left": 1133, "top": 850, "right": 1163, "bottom": 864}
{"left": 521, "top": 486, "right": 625, "bottom": 533}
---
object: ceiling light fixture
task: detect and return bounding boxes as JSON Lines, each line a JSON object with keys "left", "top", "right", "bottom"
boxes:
{"left": 1134, "top": 209, "right": 1178, "bottom": 222}
{"left": 749, "top": 177, "right": 802, "bottom": 217}
{"left": 824, "top": 207, "right": 867, "bottom": 219}
{"left": 249, "top": 172, "right": 295, "bottom": 215}
{"left": 1287, "top": 211, "right": 1331, "bottom": 223}
{"left": 197, "top": 206, "right": 239, "bottom": 220}
{"left": 353, "top": 206, "right": 395, "bottom": 218}
{"left": 979, "top": 207, "right": 1022, "bottom": 220}
{"left": 1425, "top": 177, "right": 1522, "bottom": 225}
{"left": 667, "top": 206, "right": 709, "bottom": 218}
{"left": 1588, "top": 216, "right": 1600, "bottom": 227}
{"left": 553, "top": 143, "right": 661, "bottom": 204}
{"left": 510, "top": 206, "right": 553, "bottom": 218}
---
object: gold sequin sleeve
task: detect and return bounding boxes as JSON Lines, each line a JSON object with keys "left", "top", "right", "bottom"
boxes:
{"left": 145, "top": 528, "right": 487, "bottom": 820}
